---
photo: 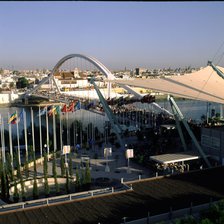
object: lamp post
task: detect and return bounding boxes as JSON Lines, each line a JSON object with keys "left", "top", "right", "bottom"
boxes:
{"left": 44, "top": 143, "right": 47, "bottom": 154}
{"left": 104, "top": 147, "right": 112, "bottom": 172}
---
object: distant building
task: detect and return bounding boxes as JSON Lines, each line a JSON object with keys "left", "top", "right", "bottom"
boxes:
{"left": 135, "top": 68, "right": 147, "bottom": 77}
{"left": 0, "top": 91, "right": 19, "bottom": 104}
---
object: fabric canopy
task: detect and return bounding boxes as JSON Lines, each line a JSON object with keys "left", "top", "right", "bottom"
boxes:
{"left": 112, "top": 66, "right": 224, "bottom": 104}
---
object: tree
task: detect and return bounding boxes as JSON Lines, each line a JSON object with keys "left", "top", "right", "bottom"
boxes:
{"left": 52, "top": 152, "right": 59, "bottom": 194}
{"left": 16, "top": 77, "right": 29, "bottom": 89}
{"left": 5, "top": 153, "right": 13, "bottom": 182}
{"left": 32, "top": 149, "right": 39, "bottom": 199}
{"left": 68, "top": 154, "right": 73, "bottom": 177}
{"left": 60, "top": 155, "right": 65, "bottom": 177}
{"left": 43, "top": 153, "right": 49, "bottom": 197}
{"left": 24, "top": 157, "right": 29, "bottom": 179}
{"left": 2, "top": 83, "right": 7, "bottom": 89}
{"left": 81, "top": 168, "right": 85, "bottom": 187}
{"left": 33, "top": 177, "right": 39, "bottom": 199}
{"left": 20, "top": 174, "right": 25, "bottom": 201}
{"left": 75, "top": 167, "right": 81, "bottom": 191}
{"left": 9, "top": 82, "right": 14, "bottom": 89}
{"left": 0, "top": 162, "right": 8, "bottom": 201}
{"left": 84, "top": 163, "right": 91, "bottom": 188}
{"left": 12, "top": 70, "right": 20, "bottom": 75}
{"left": 200, "top": 218, "right": 214, "bottom": 224}
{"left": 33, "top": 150, "right": 37, "bottom": 176}
{"left": 14, "top": 151, "right": 21, "bottom": 180}
{"left": 13, "top": 178, "right": 19, "bottom": 203}
{"left": 65, "top": 169, "right": 70, "bottom": 194}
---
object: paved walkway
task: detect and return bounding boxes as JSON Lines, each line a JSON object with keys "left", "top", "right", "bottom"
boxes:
{"left": 33, "top": 143, "right": 152, "bottom": 183}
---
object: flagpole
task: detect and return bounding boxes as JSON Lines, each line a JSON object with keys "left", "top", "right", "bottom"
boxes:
{"left": 31, "top": 107, "right": 35, "bottom": 160}
{"left": 60, "top": 108, "right": 63, "bottom": 152}
{"left": 16, "top": 110, "right": 21, "bottom": 165}
{"left": 46, "top": 107, "right": 49, "bottom": 160}
{"left": 1, "top": 117, "right": 6, "bottom": 164}
{"left": 39, "top": 106, "right": 43, "bottom": 162}
{"left": 8, "top": 112, "right": 13, "bottom": 168}
{"left": 23, "top": 109, "right": 28, "bottom": 162}
{"left": 2, "top": 117, "right": 6, "bottom": 164}
{"left": 66, "top": 111, "right": 69, "bottom": 145}
{"left": 53, "top": 110, "right": 57, "bottom": 152}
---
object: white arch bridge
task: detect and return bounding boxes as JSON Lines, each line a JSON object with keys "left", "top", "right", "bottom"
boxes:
{"left": 23, "top": 54, "right": 167, "bottom": 149}
{"left": 23, "top": 53, "right": 169, "bottom": 112}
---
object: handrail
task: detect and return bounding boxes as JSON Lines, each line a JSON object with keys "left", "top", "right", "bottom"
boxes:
{"left": 0, "top": 185, "right": 131, "bottom": 213}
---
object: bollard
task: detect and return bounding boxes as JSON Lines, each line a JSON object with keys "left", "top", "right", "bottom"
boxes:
{"left": 91, "top": 191, "right": 93, "bottom": 197}
{"left": 47, "top": 199, "right": 49, "bottom": 205}
{"left": 112, "top": 187, "right": 114, "bottom": 193}
{"left": 155, "top": 172, "right": 158, "bottom": 177}
{"left": 22, "top": 203, "right": 25, "bottom": 209}
{"left": 121, "top": 178, "right": 124, "bottom": 183}
{"left": 139, "top": 175, "right": 141, "bottom": 180}
{"left": 130, "top": 184, "right": 133, "bottom": 190}
{"left": 70, "top": 195, "right": 72, "bottom": 200}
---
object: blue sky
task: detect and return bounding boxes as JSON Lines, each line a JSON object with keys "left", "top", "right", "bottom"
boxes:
{"left": 0, "top": 2, "right": 224, "bottom": 70}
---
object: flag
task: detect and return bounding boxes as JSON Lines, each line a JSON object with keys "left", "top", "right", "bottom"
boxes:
{"left": 61, "top": 104, "right": 67, "bottom": 113}
{"left": 48, "top": 106, "right": 57, "bottom": 116}
{"left": 16, "top": 111, "right": 23, "bottom": 123}
{"left": 75, "top": 101, "right": 81, "bottom": 110}
{"left": 8, "top": 112, "right": 17, "bottom": 124}
{"left": 11, "top": 111, "right": 23, "bottom": 124}
{"left": 37, "top": 107, "right": 47, "bottom": 116}
{"left": 85, "top": 101, "right": 94, "bottom": 110}
{"left": 55, "top": 105, "right": 61, "bottom": 115}
{"left": 67, "top": 101, "right": 75, "bottom": 112}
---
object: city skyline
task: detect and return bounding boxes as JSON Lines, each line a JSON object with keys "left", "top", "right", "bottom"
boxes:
{"left": 0, "top": 2, "right": 224, "bottom": 70}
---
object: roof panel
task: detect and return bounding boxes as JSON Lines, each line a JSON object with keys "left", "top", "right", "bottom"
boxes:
{"left": 150, "top": 151, "right": 200, "bottom": 164}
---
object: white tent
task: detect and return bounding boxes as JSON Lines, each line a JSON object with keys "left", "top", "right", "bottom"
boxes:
{"left": 112, "top": 66, "right": 224, "bottom": 104}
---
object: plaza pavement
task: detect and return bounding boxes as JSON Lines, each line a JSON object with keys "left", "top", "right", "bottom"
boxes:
{"left": 34, "top": 143, "right": 153, "bottom": 183}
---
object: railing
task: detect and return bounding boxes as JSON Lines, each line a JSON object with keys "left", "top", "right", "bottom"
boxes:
{"left": 0, "top": 183, "right": 132, "bottom": 213}
{"left": 1, "top": 168, "right": 208, "bottom": 214}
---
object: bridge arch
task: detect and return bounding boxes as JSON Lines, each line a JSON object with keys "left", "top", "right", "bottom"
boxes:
{"left": 50, "top": 54, "right": 115, "bottom": 80}
{"left": 26, "top": 54, "right": 115, "bottom": 97}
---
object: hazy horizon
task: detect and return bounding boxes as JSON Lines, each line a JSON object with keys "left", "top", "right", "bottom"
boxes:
{"left": 0, "top": 2, "right": 224, "bottom": 70}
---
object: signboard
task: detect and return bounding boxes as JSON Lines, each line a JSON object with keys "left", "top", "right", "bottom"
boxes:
{"left": 126, "top": 149, "right": 134, "bottom": 159}
{"left": 104, "top": 148, "right": 112, "bottom": 157}
{"left": 62, "top": 145, "right": 71, "bottom": 154}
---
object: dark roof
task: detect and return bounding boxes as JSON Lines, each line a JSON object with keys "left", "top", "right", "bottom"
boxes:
{"left": 0, "top": 167, "right": 224, "bottom": 224}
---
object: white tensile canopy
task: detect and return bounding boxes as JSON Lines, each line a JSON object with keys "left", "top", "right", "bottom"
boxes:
{"left": 150, "top": 151, "right": 200, "bottom": 164}
{"left": 112, "top": 66, "right": 224, "bottom": 104}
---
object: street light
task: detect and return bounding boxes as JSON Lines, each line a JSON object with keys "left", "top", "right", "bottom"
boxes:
{"left": 44, "top": 144, "right": 47, "bottom": 154}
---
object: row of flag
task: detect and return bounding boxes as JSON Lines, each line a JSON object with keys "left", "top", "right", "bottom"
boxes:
{"left": 6, "top": 100, "right": 97, "bottom": 125}
{"left": 38, "top": 100, "right": 82, "bottom": 117}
